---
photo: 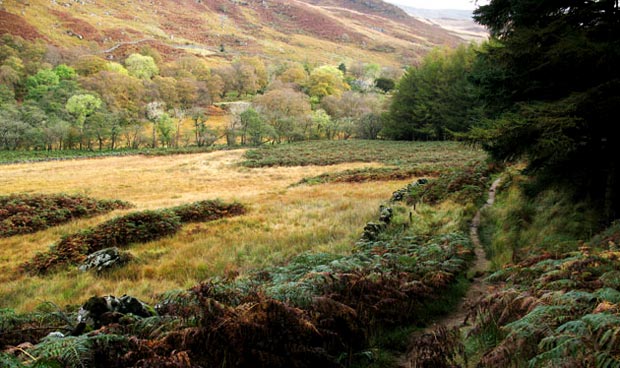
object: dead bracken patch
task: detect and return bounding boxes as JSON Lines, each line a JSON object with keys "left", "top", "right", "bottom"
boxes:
{"left": 0, "top": 11, "right": 46, "bottom": 41}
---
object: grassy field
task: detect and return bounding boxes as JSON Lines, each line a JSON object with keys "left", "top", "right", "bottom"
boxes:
{"left": 0, "top": 149, "right": 396, "bottom": 311}
{"left": 0, "top": 141, "right": 484, "bottom": 312}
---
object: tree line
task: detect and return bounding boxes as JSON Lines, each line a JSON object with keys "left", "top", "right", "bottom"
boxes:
{"left": 383, "top": 0, "right": 619, "bottom": 221}
{"left": 0, "top": 35, "right": 399, "bottom": 151}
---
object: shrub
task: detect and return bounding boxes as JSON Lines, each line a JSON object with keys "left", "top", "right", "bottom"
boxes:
{"left": 0, "top": 194, "right": 132, "bottom": 238}
{"left": 171, "top": 200, "right": 246, "bottom": 223}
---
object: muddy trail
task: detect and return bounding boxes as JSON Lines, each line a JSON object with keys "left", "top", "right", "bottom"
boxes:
{"left": 399, "top": 178, "right": 501, "bottom": 367}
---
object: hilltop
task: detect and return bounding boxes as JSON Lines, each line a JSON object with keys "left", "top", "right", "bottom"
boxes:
{"left": 0, "top": 0, "right": 462, "bottom": 67}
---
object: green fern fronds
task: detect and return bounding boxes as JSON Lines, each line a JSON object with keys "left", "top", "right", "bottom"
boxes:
{"left": 29, "top": 335, "right": 92, "bottom": 368}
{"left": 0, "top": 353, "right": 25, "bottom": 368}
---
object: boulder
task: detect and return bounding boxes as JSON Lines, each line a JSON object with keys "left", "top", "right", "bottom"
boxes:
{"left": 72, "top": 295, "right": 156, "bottom": 335}
{"left": 79, "top": 247, "right": 131, "bottom": 272}
{"left": 362, "top": 222, "right": 386, "bottom": 241}
{"left": 379, "top": 205, "right": 393, "bottom": 224}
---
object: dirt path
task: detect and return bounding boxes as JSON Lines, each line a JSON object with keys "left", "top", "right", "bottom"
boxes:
{"left": 399, "top": 178, "right": 501, "bottom": 367}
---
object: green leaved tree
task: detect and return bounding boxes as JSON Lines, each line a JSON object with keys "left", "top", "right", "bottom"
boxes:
{"left": 470, "top": 0, "right": 620, "bottom": 221}
{"left": 65, "top": 94, "right": 102, "bottom": 149}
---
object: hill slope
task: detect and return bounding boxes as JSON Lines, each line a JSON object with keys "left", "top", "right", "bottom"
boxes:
{"left": 1, "top": 0, "right": 462, "bottom": 66}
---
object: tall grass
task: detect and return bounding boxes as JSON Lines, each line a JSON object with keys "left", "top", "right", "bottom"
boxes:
{"left": 479, "top": 167, "right": 600, "bottom": 270}
{"left": 0, "top": 149, "right": 411, "bottom": 311}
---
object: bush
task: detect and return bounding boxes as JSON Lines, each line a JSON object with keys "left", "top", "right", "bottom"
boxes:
{"left": 0, "top": 194, "right": 132, "bottom": 238}
{"left": 171, "top": 200, "right": 246, "bottom": 223}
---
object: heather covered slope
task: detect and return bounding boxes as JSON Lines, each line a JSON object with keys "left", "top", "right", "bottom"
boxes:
{"left": 1, "top": 0, "right": 460, "bottom": 66}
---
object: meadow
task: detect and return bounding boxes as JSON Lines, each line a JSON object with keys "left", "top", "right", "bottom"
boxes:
{"left": 0, "top": 141, "right": 483, "bottom": 312}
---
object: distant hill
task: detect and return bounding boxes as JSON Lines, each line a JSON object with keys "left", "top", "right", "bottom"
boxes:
{"left": 400, "top": 8, "right": 474, "bottom": 20}
{"left": 0, "top": 0, "right": 465, "bottom": 67}
{"left": 398, "top": 6, "right": 488, "bottom": 42}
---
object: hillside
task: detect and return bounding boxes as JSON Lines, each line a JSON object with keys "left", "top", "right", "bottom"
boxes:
{"left": 397, "top": 6, "right": 488, "bottom": 42}
{"left": 0, "top": 0, "right": 461, "bottom": 67}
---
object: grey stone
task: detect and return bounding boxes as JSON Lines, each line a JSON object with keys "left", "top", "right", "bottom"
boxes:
{"left": 73, "top": 294, "right": 157, "bottom": 334}
{"left": 79, "top": 247, "right": 131, "bottom": 272}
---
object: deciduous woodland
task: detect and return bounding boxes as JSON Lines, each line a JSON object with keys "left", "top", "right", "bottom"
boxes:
{"left": 1, "top": 0, "right": 619, "bottom": 367}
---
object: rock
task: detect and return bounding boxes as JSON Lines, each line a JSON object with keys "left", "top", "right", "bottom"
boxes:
{"left": 73, "top": 295, "right": 157, "bottom": 334}
{"left": 362, "top": 222, "right": 386, "bottom": 241}
{"left": 79, "top": 247, "right": 131, "bottom": 272}
{"left": 46, "top": 331, "right": 65, "bottom": 339}
{"left": 379, "top": 205, "right": 393, "bottom": 224}
{"left": 391, "top": 178, "right": 429, "bottom": 202}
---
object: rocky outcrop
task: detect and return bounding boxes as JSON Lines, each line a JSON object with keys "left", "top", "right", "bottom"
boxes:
{"left": 78, "top": 247, "right": 131, "bottom": 272}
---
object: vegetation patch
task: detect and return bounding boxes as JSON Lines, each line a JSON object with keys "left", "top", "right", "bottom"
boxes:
{"left": 1, "top": 162, "right": 490, "bottom": 367}
{"left": 3, "top": 230, "right": 476, "bottom": 368}
{"left": 0, "top": 146, "right": 222, "bottom": 165}
{"left": 0, "top": 194, "right": 132, "bottom": 238}
{"left": 22, "top": 200, "right": 246, "bottom": 274}
{"left": 403, "top": 160, "right": 494, "bottom": 206}
{"left": 242, "top": 140, "right": 485, "bottom": 168}
{"left": 245, "top": 140, "right": 485, "bottom": 186}
{"left": 469, "top": 244, "right": 620, "bottom": 367}
{"left": 295, "top": 166, "right": 441, "bottom": 185}
{"left": 170, "top": 199, "right": 246, "bottom": 223}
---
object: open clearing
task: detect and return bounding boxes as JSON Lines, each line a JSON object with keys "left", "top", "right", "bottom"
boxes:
{"left": 0, "top": 149, "right": 410, "bottom": 311}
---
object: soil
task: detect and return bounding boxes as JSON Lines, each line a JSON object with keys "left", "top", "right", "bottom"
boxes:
{"left": 399, "top": 178, "right": 502, "bottom": 367}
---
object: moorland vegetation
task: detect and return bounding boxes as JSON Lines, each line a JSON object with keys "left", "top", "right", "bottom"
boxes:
{"left": 1, "top": 0, "right": 620, "bottom": 367}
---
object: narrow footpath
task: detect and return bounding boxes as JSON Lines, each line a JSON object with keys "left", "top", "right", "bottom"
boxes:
{"left": 399, "top": 178, "right": 502, "bottom": 367}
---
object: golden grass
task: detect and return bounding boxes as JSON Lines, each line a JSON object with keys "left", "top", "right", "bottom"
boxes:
{"left": 0, "top": 150, "right": 408, "bottom": 311}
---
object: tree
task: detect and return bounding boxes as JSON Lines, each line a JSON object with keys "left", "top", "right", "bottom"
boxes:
{"left": 312, "top": 109, "right": 336, "bottom": 140}
{"left": 65, "top": 94, "right": 102, "bottom": 149}
{"left": 125, "top": 53, "right": 159, "bottom": 80}
{"left": 152, "top": 76, "right": 178, "bottom": 108}
{"left": 239, "top": 108, "right": 274, "bottom": 146}
{"left": 383, "top": 45, "right": 479, "bottom": 140}
{"left": 105, "top": 62, "right": 129, "bottom": 75}
{"left": 277, "top": 63, "right": 308, "bottom": 87}
{"left": 190, "top": 108, "right": 217, "bottom": 147}
{"left": 25, "top": 69, "right": 60, "bottom": 100}
{"left": 321, "top": 91, "right": 385, "bottom": 139}
{"left": 470, "top": 0, "right": 620, "bottom": 220}
{"left": 375, "top": 77, "right": 395, "bottom": 93}
{"left": 357, "top": 113, "right": 383, "bottom": 140}
{"left": 156, "top": 113, "right": 176, "bottom": 147}
{"left": 0, "top": 102, "right": 27, "bottom": 150}
{"left": 53, "top": 64, "right": 77, "bottom": 80}
{"left": 87, "top": 111, "right": 114, "bottom": 151}
{"left": 238, "top": 57, "right": 268, "bottom": 91}
{"left": 146, "top": 101, "right": 165, "bottom": 148}
{"left": 306, "top": 66, "right": 349, "bottom": 99}
{"left": 83, "top": 71, "right": 145, "bottom": 119}
{"left": 74, "top": 55, "right": 108, "bottom": 76}
{"left": 254, "top": 87, "right": 311, "bottom": 142}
